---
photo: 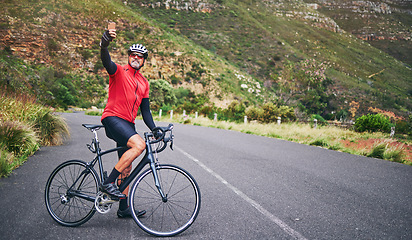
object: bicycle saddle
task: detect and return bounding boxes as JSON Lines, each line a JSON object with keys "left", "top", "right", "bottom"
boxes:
{"left": 82, "top": 124, "right": 104, "bottom": 130}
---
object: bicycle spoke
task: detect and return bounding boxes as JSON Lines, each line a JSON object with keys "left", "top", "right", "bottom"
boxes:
{"left": 45, "top": 161, "right": 98, "bottom": 227}
{"left": 140, "top": 178, "right": 161, "bottom": 198}
{"left": 165, "top": 201, "right": 181, "bottom": 227}
{"left": 130, "top": 165, "right": 200, "bottom": 237}
{"left": 162, "top": 169, "right": 178, "bottom": 196}
{"left": 168, "top": 198, "right": 196, "bottom": 213}
{"left": 167, "top": 184, "right": 192, "bottom": 199}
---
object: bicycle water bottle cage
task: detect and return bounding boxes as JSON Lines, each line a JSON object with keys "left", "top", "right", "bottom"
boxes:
{"left": 87, "top": 141, "right": 96, "bottom": 153}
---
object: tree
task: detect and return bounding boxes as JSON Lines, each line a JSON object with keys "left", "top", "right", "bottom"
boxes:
{"left": 149, "top": 79, "right": 177, "bottom": 110}
{"left": 279, "top": 59, "right": 334, "bottom": 115}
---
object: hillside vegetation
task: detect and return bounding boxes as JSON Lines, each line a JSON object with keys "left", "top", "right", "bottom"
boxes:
{"left": 1, "top": 0, "right": 411, "bottom": 119}
{"left": 133, "top": 0, "right": 411, "bottom": 115}
{"left": 304, "top": 0, "right": 412, "bottom": 67}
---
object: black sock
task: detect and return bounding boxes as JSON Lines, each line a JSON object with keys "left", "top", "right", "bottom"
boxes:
{"left": 103, "top": 168, "right": 121, "bottom": 185}
{"left": 119, "top": 198, "right": 128, "bottom": 211}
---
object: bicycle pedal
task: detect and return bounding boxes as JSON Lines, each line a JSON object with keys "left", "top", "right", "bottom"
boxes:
{"left": 97, "top": 191, "right": 122, "bottom": 202}
{"left": 108, "top": 196, "right": 122, "bottom": 202}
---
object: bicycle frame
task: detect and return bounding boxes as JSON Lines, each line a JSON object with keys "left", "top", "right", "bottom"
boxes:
{"left": 83, "top": 128, "right": 167, "bottom": 201}
{"left": 45, "top": 123, "right": 200, "bottom": 236}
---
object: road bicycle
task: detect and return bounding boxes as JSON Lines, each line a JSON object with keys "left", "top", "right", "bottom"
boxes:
{"left": 44, "top": 123, "right": 201, "bottom": 237}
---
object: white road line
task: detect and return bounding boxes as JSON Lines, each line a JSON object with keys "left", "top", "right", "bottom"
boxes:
{"left": 176, "top": 146, "right": 308, "bottom": 240}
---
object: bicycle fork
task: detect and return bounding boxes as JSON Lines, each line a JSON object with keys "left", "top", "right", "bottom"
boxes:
{"left": 116, "top": 141, "right": 168, "bottom": 202}
{"left": 148, "top": 148, "right": 168, "bottom": 202}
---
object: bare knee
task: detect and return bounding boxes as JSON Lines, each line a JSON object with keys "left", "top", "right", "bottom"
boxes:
{"left": 127, "top": 134, "right": 145, "bottom": 155}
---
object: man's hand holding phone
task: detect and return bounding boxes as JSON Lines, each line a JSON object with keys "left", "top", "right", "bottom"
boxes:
{"left": 108, "top": 22, "right": 117, "bottom": 39}
{"left": 100, "top": 22, "right": 117, "bottom": 48}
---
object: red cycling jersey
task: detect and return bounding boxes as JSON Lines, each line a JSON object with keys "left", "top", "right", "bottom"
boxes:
{"left": 101, "top": 63, "right": 149, "bottom": 123}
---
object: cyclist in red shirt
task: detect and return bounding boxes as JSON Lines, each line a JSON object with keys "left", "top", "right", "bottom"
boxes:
{"left": 99, "top": 28, "right": 156, "bottom": 218}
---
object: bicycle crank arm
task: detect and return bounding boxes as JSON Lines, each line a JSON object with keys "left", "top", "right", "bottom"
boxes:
{"left": 94, "top": 192, "right": 116, "bottom": 214}
{"left": 98, "top": 198, "right": 118, "bottom": 204}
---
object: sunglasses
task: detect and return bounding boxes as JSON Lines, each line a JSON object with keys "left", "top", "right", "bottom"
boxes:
{"left": 130, "top": 53, "right": 144, "bottom": 59}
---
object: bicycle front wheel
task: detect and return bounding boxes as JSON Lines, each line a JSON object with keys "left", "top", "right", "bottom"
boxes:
{"left": 45, "top": 160, "right": 99, "bottom": 227}
{"left": 130, "top": 164, "right": 201, "bottom": 237}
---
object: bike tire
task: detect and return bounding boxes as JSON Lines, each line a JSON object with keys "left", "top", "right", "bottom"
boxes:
{"left": 45, "top": 160, "right": 99, "bottom": 227}
{"left": 129, "top": 164, "right": 201, "bottom": 237}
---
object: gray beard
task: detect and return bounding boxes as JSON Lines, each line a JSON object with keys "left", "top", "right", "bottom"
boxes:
{"left": 129, "top": 60, "right": 141, "bottom": 70}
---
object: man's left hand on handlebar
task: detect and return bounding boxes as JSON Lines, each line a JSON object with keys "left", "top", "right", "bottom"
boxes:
{"left": 153, "top": 129, "right": 162, "bottom": 139}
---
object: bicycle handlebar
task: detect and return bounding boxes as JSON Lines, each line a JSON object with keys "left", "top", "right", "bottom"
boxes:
{"left": 82, "top": 123, "right": 174, "bottom": 154}
{"left": 148, "top": 124, "right": 174, "bottom": 153}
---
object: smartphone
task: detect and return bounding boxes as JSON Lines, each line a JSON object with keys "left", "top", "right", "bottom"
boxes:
{"left": 108, "top": 22, "right": 116, "bottom": 30}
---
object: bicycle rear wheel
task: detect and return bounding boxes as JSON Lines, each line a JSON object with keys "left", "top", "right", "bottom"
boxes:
{"left": 129, "top": 164, "right": 201, "bottom": 237}
{"left": 45, "top": 160, "right": 99, "bottom": 227}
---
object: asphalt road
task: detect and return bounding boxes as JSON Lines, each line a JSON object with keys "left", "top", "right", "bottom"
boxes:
{"left": 0, "top": 112, "right": 411, "bottom": 240}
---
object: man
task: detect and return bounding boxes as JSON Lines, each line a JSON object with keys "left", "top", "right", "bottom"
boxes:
{"left": 99, "top": 28, "right": 156, "bottom": 218}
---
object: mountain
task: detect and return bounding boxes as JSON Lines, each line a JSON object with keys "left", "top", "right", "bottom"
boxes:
{"left": 1, "top": 0, "right": 411, "bottom": 119}
{"left": 302, "top": 0, "right": 412, "bottom": 67}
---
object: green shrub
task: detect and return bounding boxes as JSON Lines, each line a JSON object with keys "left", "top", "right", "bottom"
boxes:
{"left": 33, "top": 109, "right": 69, "bottom": 146}
{"left": 0, "top": 92, "right": 69, "bottom": 147}
{"left": 0, "top": 93, "right": 71, "bottom": 177}
{"left": 354, "top": 113, "right": 392, "bottom": 133}
{"left": 367, "top": 142, "right": 386, "bottom": 159}
{"left": 149, "top": 79, "right": 177, "bottom": 110}
{"left": 124, "top": 31, "right": 136, "bottom": 41}
{"left": 336, "top": 109, "right": 349, "bottom": 121}
{"left": 0, "top": 120, "right": 38, "bottom": 157}
{"left": 245, "top": 106, "right": 263, "bottom": 122}
{"left": 0, "top": 146, "right": 14, "bottom": 177}
{"left": 278, "top": 105, "right": 297, "bottom": 122}
{"left": 311, "top": 114, "right": 328, "bottom": 126}
{"left": 160, "top": 104, "right": 175, "bottom": 114}
{"left": 199, "top": 105, "right": 214, "bottom": 116}
{"left": 260, "top": 103, "right": 279, "bottom": 123}
{"left": 395, "top": 117, "right": 411, "bottom": 135}
{"left": 310, "top": 138, "right": 329, "bottom": 147}
{"left": 383, "top": 146, "right": 404, "bottom": 163}
{"left": 170, "top": 75, "right": 180, "bottom": 85}
{"left": 245, "top": 104, "right": 296, "bottom": 123}
{"left": 367, "top": 141, "right": 406, "bottom": 163}
{"left": 224, "top": 101, "right": 246, "bottom": 122}
{"left": 93, "top": 60, "right": 104, "bottom": 73}
{"left": 47, "top": 38, "right": 60, "bottom": 53}
{"left": 85, "top": 111, "right": 102, "bottom": 116}
{"left": 78, "top": 48, "right": 94, "bottom": 60}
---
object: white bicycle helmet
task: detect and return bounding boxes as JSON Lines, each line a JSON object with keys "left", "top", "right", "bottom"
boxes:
{"left": 128, "top": 44, "right": 148, "bottom": 59}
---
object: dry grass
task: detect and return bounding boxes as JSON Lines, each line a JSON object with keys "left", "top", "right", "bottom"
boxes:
{"left": 0, "top": 92, "right": 70, "bottom": 177}
{"left": 152, "top": 114, "right": 411, "bottom": 165}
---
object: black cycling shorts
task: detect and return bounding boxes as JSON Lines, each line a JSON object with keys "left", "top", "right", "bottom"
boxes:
{"left": 102, "top": 116, "right": 137, "bottom": 147}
